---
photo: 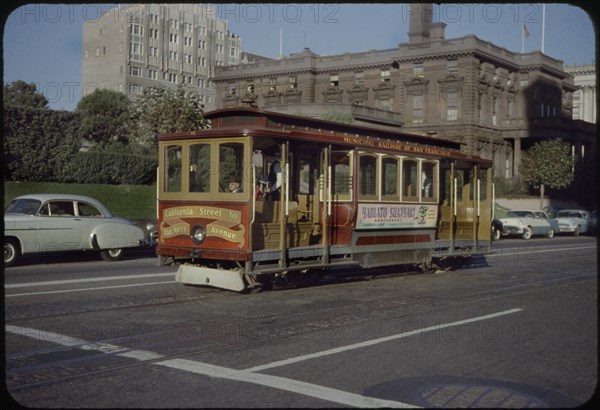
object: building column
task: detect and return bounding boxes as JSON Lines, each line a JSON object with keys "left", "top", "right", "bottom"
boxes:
{"left": 513, "top": 137, "right": 521, "bottom": 181}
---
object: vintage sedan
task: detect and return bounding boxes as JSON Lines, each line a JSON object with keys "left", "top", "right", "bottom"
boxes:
{"left": 4, "top": 194, "right": 146, "bottom": 266}
{"left": 498, "top": 210, "right": 557, "bottom": 239}
{"left": 552, "top": 209, "right": 592, "bottom": 236}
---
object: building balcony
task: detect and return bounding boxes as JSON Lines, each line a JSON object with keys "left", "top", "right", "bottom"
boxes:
{"left": 262, "top": 102, "right": 404, "bottom": 127}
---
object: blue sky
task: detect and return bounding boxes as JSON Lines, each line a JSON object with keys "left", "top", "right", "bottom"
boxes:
{"left": 3, "top": 3, "right": 596, "bottom": 111}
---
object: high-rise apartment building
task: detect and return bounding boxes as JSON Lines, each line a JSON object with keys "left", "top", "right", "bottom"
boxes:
{"left": 82, "top": 4, "right": 241, "bottom": 110}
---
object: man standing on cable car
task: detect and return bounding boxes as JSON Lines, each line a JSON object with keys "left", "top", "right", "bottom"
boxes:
{"left": 265, "top": 152, "right": 282, "bottom": 200}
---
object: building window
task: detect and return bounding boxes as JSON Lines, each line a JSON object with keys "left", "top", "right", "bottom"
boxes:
{"left": 84, "top": 49, "right": 89, "bottom": 59}
{"left": 354, "top": 72, "right": 364, "bottom": 85}
{"left": 378, "top": 97, "right": 392, "bottom": 111}
{"left": 447, "top": 59, "right": 458, "bottom": 74}
{"left": 446, "top": 87, "right": 458, "bottom": 121}
{"left": 130, "top": 24, "right": 143, "bottom": 36}
{"left": 130, "top": 42, "right": 143, "bottom": 55}
{"left": 380, "top": 70, "right": 390, "bottom": 82}
{"left": 129, "top": 66, "right": 142, "bottom": 77}
{"left": 169, "top": 33, "right": 178, "bottom": 43}
{"left": 412, "top": 94, "right": 424, "bottom": 123}
{"left": 329, "top": 74, "right": 339, "bottom": 87}
{"left": 129, "top": 83, "right": 143, "bottom": 95}
{"left": 289, "top": 76, "right": 297, "bottom": 89}
{"left": 414, "top": 63, "right": 424, "bottom": 77}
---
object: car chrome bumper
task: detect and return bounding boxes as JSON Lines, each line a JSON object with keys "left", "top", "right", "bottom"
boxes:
{"left": 501, "top": 225, "right": 524, "bottom": 235}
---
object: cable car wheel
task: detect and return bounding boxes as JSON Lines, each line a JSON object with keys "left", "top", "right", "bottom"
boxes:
{"left": 273, "top": 269, "right": 319, "bottom": 289}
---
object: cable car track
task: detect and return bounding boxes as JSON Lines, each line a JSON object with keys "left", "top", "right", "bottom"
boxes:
{"left": 6, "top": 259, "right": 596, "bottom": 392}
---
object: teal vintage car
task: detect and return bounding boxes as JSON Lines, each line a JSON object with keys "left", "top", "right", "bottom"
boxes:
{"left": 552, "top": 209, "right": 593, "bottom": 236}
{"left": 4, "top": 194, "right": 146, "bottom": 266}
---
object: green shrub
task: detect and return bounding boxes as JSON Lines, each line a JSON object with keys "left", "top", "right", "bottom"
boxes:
{"left": 4, "top": 181, "right": 156, "bottom": 219}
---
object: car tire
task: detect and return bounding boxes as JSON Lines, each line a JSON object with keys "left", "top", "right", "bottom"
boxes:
{"left": 522, "top": 227, "right": 532, "bottom": 240}
{"left": 4, "top": 240, "right": 20, "bottom": 267}
{"left": 100, "top": 248, "right": 125, "bottom": 261}
{"left": 546, "top": 229, "right": 554, "bottom": 238}
{"left": 493, "top": 229, "right": 501, "bottom": 241}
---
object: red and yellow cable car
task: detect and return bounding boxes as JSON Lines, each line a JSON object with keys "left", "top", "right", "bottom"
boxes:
{"left": 156, "top": 108, "right": 493, "bottom": 291}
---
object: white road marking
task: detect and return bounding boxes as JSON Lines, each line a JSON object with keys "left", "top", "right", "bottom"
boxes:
{"left": 5, "top": 281, "right": 175, "bottom": 298}
{"left": 492, "top": 244, "right": 596, "bottom": 257}
{"left": 243, "top": 308, "right": 523, "bottom": 373}
{"left": 5, "top": 272, "right": 176, "bottom": 288}
{"left": 157, "top": 358, "right": 414, "bottom": 408}
{"left": 5, "top": 308, "right": 523, "bottom": 408}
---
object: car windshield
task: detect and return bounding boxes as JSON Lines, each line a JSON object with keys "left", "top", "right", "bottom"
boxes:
{"left": 557, "top": 211, "right": 583, "bottom": 218}
{"left": 506, "top": 211, "right": 534, "bottom": 218}
{"left": 5, "top": 199, "right": 42, "bottom": 215}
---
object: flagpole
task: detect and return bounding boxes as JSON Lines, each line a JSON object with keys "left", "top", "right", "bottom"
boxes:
{"left": 521, "top": 22, "right": 524, "bottom": 53}
{"left": 541, "top": 4, "right": 546, "bottom": 53}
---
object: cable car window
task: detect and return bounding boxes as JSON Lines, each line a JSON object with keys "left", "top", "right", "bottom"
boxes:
{"left": 359, "top": 154, "right": 378, "bottom": 199}
{"left": 331, "top": 151, "right": 352, "bottom": 199}
{"left": 478, "top": 168, "right": 488, "bottom": 200}
{"left": 189, "top": 143, "right": 212, "bottom": 193}
{"left": 403, "top": 159, "right": 419, "bottom": 200}
{"left": 219, "top": 142, "right": 244, "bottom": 193}
{"left": 422, "top": 161, "right": 437, "bottom": 201}
{"left": 455, "top": 169, "right": 464, "bottom": 201}
{"left": 298, "top": 150, "right": 317, "bottom": 195}
{"left": 382, "top": 156, "right": 399, "bottom": 199}
{"left": 164, "top": 145, "right": 182, "bottom": 192}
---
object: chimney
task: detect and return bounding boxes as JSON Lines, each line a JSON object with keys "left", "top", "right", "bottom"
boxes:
{"left": 407, "top": 4, "right": 433, "bottom": 44}
{"left": 429, "top": 22, "right": 446, "bottom": 41}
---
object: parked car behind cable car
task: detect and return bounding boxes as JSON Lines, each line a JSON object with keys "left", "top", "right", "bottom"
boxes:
{"left": 4, "top": 194, "right": 147, "bottom": 266}
{"left": 498, "top": 210, "right": 557, "bottom": 239}
{"left": 551, "top": 209, "right": 592, "bottom": 236}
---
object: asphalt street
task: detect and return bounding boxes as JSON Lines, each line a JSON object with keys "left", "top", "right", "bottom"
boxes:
{"left": 4, "top": 235, "right": 597, "bottom": 408}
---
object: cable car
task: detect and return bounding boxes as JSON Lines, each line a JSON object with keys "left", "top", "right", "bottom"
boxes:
{"left": 156, "top": 108, "right": 493, "bottom": 291}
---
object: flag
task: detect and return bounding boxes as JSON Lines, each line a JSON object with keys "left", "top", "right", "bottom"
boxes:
{"left": 523, "top": 23, "right": 530, "bottom": 38}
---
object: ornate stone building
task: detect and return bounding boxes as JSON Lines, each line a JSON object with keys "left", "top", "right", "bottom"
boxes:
{"left": 212, "top": 4, "right": 595, "bottom": 186}
{"left": 565, "top": 64, "right": 596, "bottom": 123}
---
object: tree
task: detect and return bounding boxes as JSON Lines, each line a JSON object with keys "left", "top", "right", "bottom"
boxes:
{"left": 131, "top": 84, "right": 208, "bottom": 150}
{"left": 76, "top": 89, "right": 133, "bottom": 146}
{"left": 520, "top": 139, "right": 576, "bottom": 209}
{"left": 3, "top": 80, "right": 48, "bottom": 108}
{"left": 3, "top": 106, "right": 80, "bottom": 182}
